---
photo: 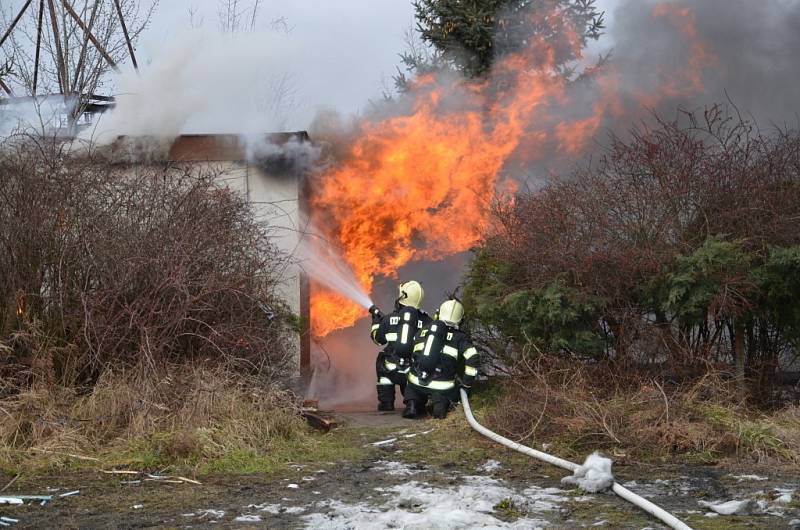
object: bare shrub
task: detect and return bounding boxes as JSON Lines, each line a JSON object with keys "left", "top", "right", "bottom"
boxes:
{"left": 0, "top": 134, "right": 301, "bottom": 463}
{"left": 0, "top": 134, "right": 295, "bottom": 390}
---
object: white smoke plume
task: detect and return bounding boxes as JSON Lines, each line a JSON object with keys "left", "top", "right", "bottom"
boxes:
{"left": 0, "top": 95, "right": 77, "bottom": 137}
{"left": 83, "top": 29, "right": 302, "bottom": 143}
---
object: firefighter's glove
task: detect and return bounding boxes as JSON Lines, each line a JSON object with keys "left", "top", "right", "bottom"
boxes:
{"left": 368, "top": 305, "right": 383, "bottom": 324}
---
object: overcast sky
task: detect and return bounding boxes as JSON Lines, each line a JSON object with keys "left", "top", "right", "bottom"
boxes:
{"left": 136, "top": 0, "right": 423, "bottom": 119}
{"left": 3, "top": 0, "right": 619, "bottom": 121}
{"left": 142, "top": 0, "right": 618, "bottom": 116}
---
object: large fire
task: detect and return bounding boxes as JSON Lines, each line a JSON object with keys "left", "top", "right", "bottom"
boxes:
{"left": 309, "top": 4, "right": 714, "bottom": 337}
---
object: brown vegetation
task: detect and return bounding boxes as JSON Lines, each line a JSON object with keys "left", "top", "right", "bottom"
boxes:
{"left": 0, "top": 134, "right": 301, "bottom": 468}
{"left": 485, "top": 361, "right": 800, "bottom": 465}
{"left": 466, "top": 106, "right": 800, "bottom": 400}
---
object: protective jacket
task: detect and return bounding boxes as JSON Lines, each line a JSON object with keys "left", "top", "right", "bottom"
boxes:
{"left": 371, "top": 305, "right": 431, "bottom": 373}
{"left": 408, "top": 320, "right": 480, "bottom": 392}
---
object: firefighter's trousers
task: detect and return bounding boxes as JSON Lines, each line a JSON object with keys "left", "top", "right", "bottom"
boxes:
{"left": 375, "top": 351, "right": 409, "bottom": 405}
{"left": 403, "top": 379, "right": 460, "bottom": 418}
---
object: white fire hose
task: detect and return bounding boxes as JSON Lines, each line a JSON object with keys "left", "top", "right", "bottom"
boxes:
{"left": 459, "top": 389, "right": 693, "bottom": 530}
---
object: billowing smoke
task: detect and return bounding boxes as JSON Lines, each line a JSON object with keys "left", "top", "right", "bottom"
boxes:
{"left": 0, "top": 95, "right": 77, "bottom": 137}
{"left": 606, "top": 0, "right": 800, "bottom": 128}
{"left": 84, "top": 30, "right": 301, "bottom": 142}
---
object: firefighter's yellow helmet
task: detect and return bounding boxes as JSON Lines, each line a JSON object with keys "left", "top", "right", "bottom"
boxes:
{"left": 398, "top": 281, "right": 424, "bottom": 309}
{"left": 438, "top": 299, "right": 464, "bottom": 326}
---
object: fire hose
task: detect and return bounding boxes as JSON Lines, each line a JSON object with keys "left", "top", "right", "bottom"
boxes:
{"left": 459, "top": 388, "right": 694, "bottom": 530}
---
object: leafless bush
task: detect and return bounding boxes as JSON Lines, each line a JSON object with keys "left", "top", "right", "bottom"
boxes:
{"left": 0, "top": 134, "right": 296, "bottom": 394}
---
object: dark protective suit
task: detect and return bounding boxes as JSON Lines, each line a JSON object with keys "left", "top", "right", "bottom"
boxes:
{"left": 370, "top": 305, "right": 431, "bottom": 408}
{"left": 404, "top": 320, "right": 480, "bottom": 418}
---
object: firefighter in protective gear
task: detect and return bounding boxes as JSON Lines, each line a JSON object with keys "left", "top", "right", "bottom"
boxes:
{"left": 403, "top": 298, "right": 480, "bottom": 419}
{"left": 369, "top": 281, "right": 431, "bottom": 411}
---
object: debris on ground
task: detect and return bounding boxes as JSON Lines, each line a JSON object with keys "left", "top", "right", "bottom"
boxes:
{"left": 369, "top": 437, "right": 397, "bottom": 447}
{"left": 101, "top": 470, "right": 201, "bottom": 485}
{"left": 301, "top": 400, "right": 339, "bottom": 432}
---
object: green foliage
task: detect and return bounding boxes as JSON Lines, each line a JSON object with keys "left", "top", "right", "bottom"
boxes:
{"left": 411, "top": 0, "right": 604, "bottom": 78}
{"left": 757, "top": 245, "right": 800, "bottom": 343}
{"left": 464, "top": 249, "right": 605, "bottom": 356}
{"left": 647, "top": 238, "right": 754, "bottom": 326}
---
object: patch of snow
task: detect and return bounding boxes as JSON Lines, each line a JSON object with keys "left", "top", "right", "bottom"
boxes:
{"left": 478, "top": 459, "right": 502, "bottom": 473}
{"left": 249, "top": 503, "right": 281, "bottom": 514}
{"left": 373, "top": 460, "right": 422, "bottom": 476}
{"left": 287, "top": 483, "right": 300, "bottom": 489}
{"left": 302, "top": 475, "right": 570, "bottom": 529}
{"left": 198, "top": 509, "right": 226, "bottom": 519}
{"left": 561, "top": 452, "right": 614, "bottom": 493}
{"left": 302, "top": 476, "right": 316, "bottom": 481}
{"left": 698, "top": 499, "right": 753, "bottom": 515}
{"left": 285, "top": 506, "right": 306, "bottom": 514}
{"left": 730, "top": 474, "right": 769, "bottom": 482}
{"left": 235, "top": 515, "right": 262, "bottom": 522}
{"left": 775, "top": 488, "right": 794, "bottom": 504}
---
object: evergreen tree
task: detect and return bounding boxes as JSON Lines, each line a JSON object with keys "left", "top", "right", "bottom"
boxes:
{"left": 411, "top": 0, "right": 604, "bottom": 78}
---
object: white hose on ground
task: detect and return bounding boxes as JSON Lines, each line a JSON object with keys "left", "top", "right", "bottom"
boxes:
{"left": 459, "top": 388, "right": 693, "bottom": 530}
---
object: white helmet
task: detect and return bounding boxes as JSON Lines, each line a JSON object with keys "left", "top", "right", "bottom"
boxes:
{"left": 438, "top": 299, "right": 464, "bottom": 327}
{"left": 398, "top": 281, "right": 424, "bottom": 309}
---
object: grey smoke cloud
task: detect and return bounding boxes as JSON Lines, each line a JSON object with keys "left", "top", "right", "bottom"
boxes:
{"left": 607, "top": 0, "right": 800, "bottom": 128}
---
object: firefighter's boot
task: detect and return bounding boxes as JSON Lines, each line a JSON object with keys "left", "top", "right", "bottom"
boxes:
{"left": 402, "top": 400, "right": 419, "bottom": 419}
{"left": 432, "top": 400, "right": 448, "bottom": 419}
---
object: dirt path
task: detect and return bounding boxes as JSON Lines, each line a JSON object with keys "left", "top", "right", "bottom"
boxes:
{"left": 2, "top": 410, "right": 798, "bottom": 529}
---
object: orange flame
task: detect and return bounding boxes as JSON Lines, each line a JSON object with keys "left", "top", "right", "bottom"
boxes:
{"left": 309, "top": 3, "right": 715, "bottom": 337}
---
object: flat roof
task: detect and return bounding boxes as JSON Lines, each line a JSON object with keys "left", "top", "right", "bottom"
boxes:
{"left": 111, "top": 132, "right": 311, "bottom": 162}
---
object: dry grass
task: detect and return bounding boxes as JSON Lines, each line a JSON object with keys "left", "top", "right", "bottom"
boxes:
{"left": 485, "top": 364, "right": 800, "bottom": 465}
{"left": 0, "top": 365, "right": 306, "bottom": 472}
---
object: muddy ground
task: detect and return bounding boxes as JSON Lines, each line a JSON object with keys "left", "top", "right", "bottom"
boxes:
{"left": 1, "top": 410, "right": 798, "bottom": 529}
